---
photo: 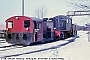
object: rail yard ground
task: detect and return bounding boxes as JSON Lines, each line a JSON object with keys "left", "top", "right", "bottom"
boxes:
{"left": 0, "top": 31, "right": 90, "bottom": 60}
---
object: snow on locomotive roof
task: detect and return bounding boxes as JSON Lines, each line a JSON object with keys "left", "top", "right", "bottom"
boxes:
{"left": 53, "top": 15, "right": 72, "bottom": 20}
{"left": 6, "top": 16, "right": 42, "bottom": 21}
{"left": 30, "top": 17, "right": 42, "bottom": 21}
{"left": 54, "top": 15, "right": 68, "bottom": 18}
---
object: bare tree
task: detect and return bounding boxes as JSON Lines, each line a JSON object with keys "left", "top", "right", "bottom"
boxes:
{"left": 34, "top": 6, "right": 47, "bottom": 19}
{"left": 69, "top": 0, "right": 90, "bottom": 10}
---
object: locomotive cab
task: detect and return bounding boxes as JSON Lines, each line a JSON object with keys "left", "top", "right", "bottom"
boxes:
{"left": 49, "top": 18, "right": 61, "bottom": 40}
{"left": 31, "top": 17, "right": 43, "bottom": 42}
{"left": 43, "top": 18, "right": 54, "bottom": 41}
{"left": 51, "top": 15, "right": 73, "bottom": 39}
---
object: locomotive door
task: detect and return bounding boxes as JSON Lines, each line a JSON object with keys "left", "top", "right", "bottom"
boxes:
{"left": 46, "top": 21, "right": 54, "bottom": 40}
{"left": 35, "top": 32, "right": 37, "bottom": 41}
{"left": 33, "top": 21, "right": 37, "bottom": 42}
{"left": 47, "top": 27, "right": 51, "bottom": 38}
{"left": 33, "top": 21, "right": 43, "bottom": 42}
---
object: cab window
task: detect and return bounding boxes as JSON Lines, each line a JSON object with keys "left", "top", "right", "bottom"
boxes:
{"left": 24, "top": 20, "right": 30, "bottom": 28}
{"left": 8, "top": 21, "right": 13, "bottom": 28}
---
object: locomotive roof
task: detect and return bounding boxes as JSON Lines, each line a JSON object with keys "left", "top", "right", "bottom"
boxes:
{"left": 53, "top": 15, "right": 72, "bottom": 20}
{"left": 6, "top": 16, "right": 43, "bottom": 22}
{"left": 30, "top": 17, "right": 43, "bottom": 22}
{"left": 54, "top": 15, "right": 68, "bottom": 18}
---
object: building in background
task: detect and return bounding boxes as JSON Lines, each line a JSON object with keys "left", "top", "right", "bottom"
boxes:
{"left": 0, "top": 25, "right": 5, "bottom": 38}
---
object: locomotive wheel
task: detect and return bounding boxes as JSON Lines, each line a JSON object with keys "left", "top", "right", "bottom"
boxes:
{"left": 16, "top": 34, "right": 19, "bottom": 40}
{"left": 60, "top": 33, "right": 64, "bottom": 40}
{"left": 54, "top": 36, "right": 59, "bottom": 40}
{"left": 41, "top": 40, "right": 45, "bottom": 44}
{"left": 23, "top": 33, "right": 33, "bottom": 45}
{"left": 64, "top": 33, "right": 67, "bottom": 39}
{"left": 7, "top": 34, "right": 12, "bottom": 39}
{"left": 23, "top": 34, "right": 27, "bottom": 40}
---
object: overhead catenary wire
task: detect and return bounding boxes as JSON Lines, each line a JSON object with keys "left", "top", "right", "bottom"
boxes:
{"left": 76, "top": 16, "right": 90, "bottom": 25}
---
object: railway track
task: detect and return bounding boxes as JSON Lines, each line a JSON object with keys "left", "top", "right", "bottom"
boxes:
{"left": 0, "top": 39, "right": 6, "bottom": 43}
{"left": 0, "top": 36, "right": 77, "bottom": 58}
{"left": 0, "top": 38, "right": 25, "bottom": 52}
{"left": 0, "top": 45, "right": 24, "bottom": 51}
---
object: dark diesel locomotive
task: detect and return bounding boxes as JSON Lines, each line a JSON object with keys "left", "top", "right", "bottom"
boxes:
{"left": 5, "top": 15, "right": 77, "bottom": 45}
{"left": 44, "top": 15, "right": 77, "bottom": 40}
{"left": 49, "top": 15, "right": 76, "bottom": 39}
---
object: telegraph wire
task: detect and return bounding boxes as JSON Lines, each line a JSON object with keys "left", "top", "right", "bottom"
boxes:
{"left": 76, "top": 16, "right": 90, "bottom": 25}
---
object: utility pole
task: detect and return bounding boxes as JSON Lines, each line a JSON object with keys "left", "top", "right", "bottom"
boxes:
{"left": 22, "top": 0, "right": 24, "bottom": 16}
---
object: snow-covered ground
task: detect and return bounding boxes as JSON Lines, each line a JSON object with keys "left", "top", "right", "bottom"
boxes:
{"left": 0, "top": 31, "right": 90, "bottom": 60}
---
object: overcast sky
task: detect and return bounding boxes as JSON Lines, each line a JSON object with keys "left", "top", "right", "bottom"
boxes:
{"left": 0, "top": 0, "right": 90, "bottom": 26}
